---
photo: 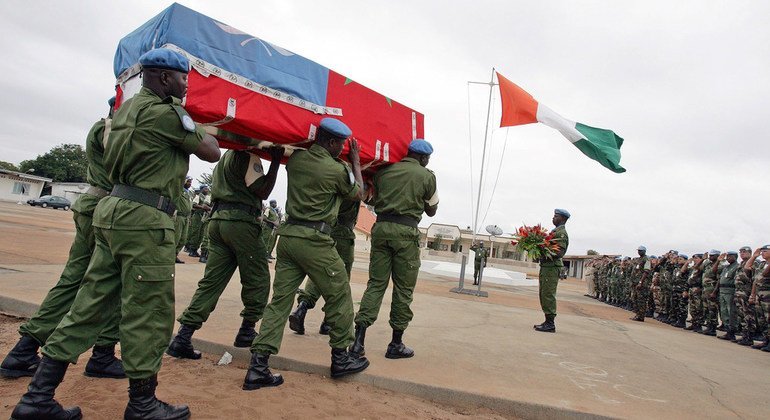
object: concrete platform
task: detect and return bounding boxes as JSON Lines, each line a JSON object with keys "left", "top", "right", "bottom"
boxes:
{"left": 1, "top": 257, "right": 768, "bottom": 419}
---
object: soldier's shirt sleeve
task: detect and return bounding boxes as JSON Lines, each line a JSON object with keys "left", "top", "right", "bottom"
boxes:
{"left": 236, "top": 151, "right": 267, "bottom": 194}
{"left": 335, "top": 161, "right": 360, "bottom": 200}
{"left": 423, "top": 170, "right": 439, "bottom": 206}
{"left": 150, "top": 105, "right": 205, "bottom": 155}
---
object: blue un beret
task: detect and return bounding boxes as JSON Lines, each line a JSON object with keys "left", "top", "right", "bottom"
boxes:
{"left": 760, "top": 244, "right": 770, "bottom": 251}
{"left": 638, "top": 246, "right": 646, "bottom": 252}
{"left": 554, "top": 208, "right": 570, "bottom": 218}
{"left": 739, "top": 246, "right": 752, "bottom": 252}
{"left": 679, "top": 254, "right": 689, "bottom": 259}
{"left": 139, "top": 49, "right": 190, "bottom": 73}
{"left": 408, "top": 139, "right": 433, "bottom": 155}
{"left": 726, "top": 251, "right": 738, "bottom": 256}
{"left": 709, "top": 249, "right": 720, "bottom": 256}
{"left": 319, "top": 118, "right": 351, "bottom": 139}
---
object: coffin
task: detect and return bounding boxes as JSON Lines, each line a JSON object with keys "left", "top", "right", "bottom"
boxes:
{"left": 113, "top": 3, "right": 424, "bottom": 171}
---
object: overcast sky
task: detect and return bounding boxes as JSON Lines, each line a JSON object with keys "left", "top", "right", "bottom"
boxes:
{"left": 1, "top": 0, "right": 768, "bottom": 256}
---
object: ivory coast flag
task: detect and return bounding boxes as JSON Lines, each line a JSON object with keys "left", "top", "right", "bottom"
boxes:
{"left": 497, "top": 72, "right": 625, "bottom": 173}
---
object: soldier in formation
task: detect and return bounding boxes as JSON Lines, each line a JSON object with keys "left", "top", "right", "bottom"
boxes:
{"left": 588, "top": 244, "right": 770, "bottom": 352}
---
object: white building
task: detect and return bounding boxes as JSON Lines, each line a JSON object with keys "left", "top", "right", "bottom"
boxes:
{"left": 49, "top": 182, "right": 90, "bottom": 205}
{"left": 0, "top": 169, "right": 52, "bottom": 203}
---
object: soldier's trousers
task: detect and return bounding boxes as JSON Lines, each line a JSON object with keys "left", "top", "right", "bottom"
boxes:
{"left": 200, "top": 216, "right": 210, "bottom": 253}
{"left": 718, "top": 289, "right": 736, "bottom": 330}
{"left": 539, "top": 266, "right": 560, "bottom": 316}
{"left": 298, "top": 236, "right": 354, "bottom": 309}
{"left": 651, "top": 285, "right": 662, "bottom": 313}
{"left": 186, "top": 211, "right": 204, "bottom": 251}
{"left": 19, "top": 207, "right": 120, "bottom": 347}
{"left": 635, "top": 286, "right": 650, "bottom": 318}
{"left": 355, "top": 227, "right": 421, "bottom": 330}
{"left": 670, "top": 288, "right": 686, "bottom": 322}
{"left": 688, "top": 287, "right": 703, "bottom": 327}
{"left": 260, "top": 224, "right": 273, "bottom": 256}
{"left": 178, "top": 220, "right": 270, "bottom": 329}
{"left": 267, "top": 231, "right": 278, "bottom": 257}
{"left": 759, "top": 291, "right": 770, "bottom": 339}
{"left": 174, "top": 213, "right": 189, "bottom": 255}
{"left": 735, "top": 292, "right": 757, "bottom": 334}
{"left": 702, "top": 285, "right": 718, "bottom": 328}
{"left": 756, "top": 301, "right": 768, "bottom": 335}
{"left": 252, "top": 235, "right": 354, "bottom": 354}
{"left": 661, "top": 284, "right": 672, "bottom": 315}
{"left": 474, "top": 261, "right": 482, "bottom": 281}
{"left": 43, "top": 226, "right": 176, "bottom": 379}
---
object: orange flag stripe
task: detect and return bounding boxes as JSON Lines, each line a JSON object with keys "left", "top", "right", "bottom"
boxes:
{"left": 497, "top": 72, "right": 539, "bottom": 127}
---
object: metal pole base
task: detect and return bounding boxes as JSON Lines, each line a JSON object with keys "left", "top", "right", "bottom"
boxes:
{"left": 450, "top": 286, "right": 489, "bottom": 298}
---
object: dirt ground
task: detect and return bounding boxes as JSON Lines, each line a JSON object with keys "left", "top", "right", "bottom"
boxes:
{"left": 0, "top": 202, "right": 511, "bottom": 419}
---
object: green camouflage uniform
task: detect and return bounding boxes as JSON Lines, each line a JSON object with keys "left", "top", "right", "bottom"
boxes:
{"left": 701, "top": 259, "right": 720, "bottom": 330}
{"left": 717, "top": 260, "right": 739, "bottom": 331}
{"left": 633, "top": 256, "right": 652, "bottom": 318}
{"left": 687, "top": 262, "right": 704, "bottom": 328}
{"left": 734, "top": 260, "right": 759, "bottom": 335}
{"left": 252, "top": 144, "right": 360, "bottom": 354}
{"left": 18, "top": 118, "right": 119, "bottom": 347}
{"left": 670, "top": 264, "right": 688, "bottom": 324}
{"left": 178, "top": 150, "right": 273, "bottom": 329}
{"left": 355, "top": 157, "right": 438, "bottom": 330}
{"left": 42, "top": 87, "right": 204, "bottom": 379}
{"left": 752, "top": 261, "right": 769, "bottom": 340}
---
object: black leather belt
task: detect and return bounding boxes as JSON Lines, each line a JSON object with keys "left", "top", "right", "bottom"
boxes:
{"left": 212, "top": 201, "right": 259, "bottom": 216}
{"left": 110, "top": 184, "right": 176, "bottom": 216}
{"left": 376, "top": 213, "right": 418, "bottom": 228}
{"left": 86, "top": 185, "right": 110, "bottom": 199}
{"left": 286, "top": 217, "right": 332, "bottom": 235}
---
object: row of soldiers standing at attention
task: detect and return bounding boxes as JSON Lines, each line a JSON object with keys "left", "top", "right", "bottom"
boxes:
{"left": 2, "top": 48, "right": 438, "bottom": 419}
{"left": 586, "top": 245, "right": 770, "bottom": 352}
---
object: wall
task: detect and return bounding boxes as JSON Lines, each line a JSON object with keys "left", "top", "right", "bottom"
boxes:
{"left": 0, "top": 174, "right": 46, "bottom": 202}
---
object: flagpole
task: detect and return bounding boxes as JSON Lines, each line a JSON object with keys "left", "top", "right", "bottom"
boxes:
{"left": 471, "top": 68, "right": 496, "bottom": 243}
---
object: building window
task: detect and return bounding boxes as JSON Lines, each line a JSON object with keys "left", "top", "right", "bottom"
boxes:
{"left": 12, "top": 182, "right": 31, "bottom": 196}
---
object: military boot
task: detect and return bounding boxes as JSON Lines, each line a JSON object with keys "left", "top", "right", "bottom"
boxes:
{"left": 330, "top": 348, "right": 370, "bottom": 378}
{"left": 188, "top": 249, "right": 200, "bottom": 258}
{"left": 716, "top": 323, "right": 725, "bottom": 332}
{"left": 385, "top": 329, "right": 415, "bottom": 358}
{"left": 10, "top": 356, "right": 81, "bottom": 420}
{"left": 684, "top": 322, "right": 695, "bottom": 331}
{"left": 718, "top": 328, "right": 736, "bottom": 341}
{"left": 166, "top": 325, "right": 201, "bottom": 359}
{"left": 242, "top": 353, "right": 283, "bottom": 390}
{"left": 533, "top": 314, "right": 548, "bottom": 329}
{"left": 703, "top": 325, "right": 717, "bottom": 336}
{"left": 1, "top": 335, "right": 40, "bottom": 378}
{"left": 673, "top": 317, "right": 687, "bottom": 328}
{"left": 198, "top": 250, "right": 208, "bottom": 264}
{"left": 124, "top": 375, "right": 189, "bottom": 420}
{"left": 288, "top": 301, "right": 308, "bottom": 335}
{"left": 318, "top": 321, "right": 331, "bottom": 335}
{"left": 233, "top": 319, "right": 257, "bottom": 348}
{"left": 752, "top": 338, "right": 769, "bottom": 350}
{"left": 736, "top": 335, "right": 754, "bottom": 346}
{"left": 84, "top": 344, "right": 126, "bottom": 378}
{"left": 535, "top": 314, "right": 557, "bottom": 332}
{"left": 349, "top": 324, "right": 367, "bottom": 357}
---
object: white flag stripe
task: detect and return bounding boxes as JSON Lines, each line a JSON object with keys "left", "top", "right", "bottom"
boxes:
{"left": 536, "top": 104, "right": 585, "bottom": 144}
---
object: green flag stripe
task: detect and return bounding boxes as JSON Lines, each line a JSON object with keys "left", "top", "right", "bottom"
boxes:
{"left": 573, "top": 123, "right": 626, "bottom": 173}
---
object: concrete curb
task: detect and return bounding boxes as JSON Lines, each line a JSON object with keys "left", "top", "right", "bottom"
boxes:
{"left": 0, "top": 294, "right": 614, "bottom": 420}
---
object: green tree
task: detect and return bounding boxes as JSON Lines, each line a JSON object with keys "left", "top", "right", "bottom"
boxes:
{"left": 587, "top": 249, "right": 599, "bottom": 255}
{"left": 19, "top": 144, "right": 87, "bottom": 182}
{"left": 0, "top": 161, "right": 19, "bottom": 171}
{"left": 451, "top": 237, "right": 462, "bottom": 253}
{"left": 197, "top": 169, "right": 213, "bottom": 188}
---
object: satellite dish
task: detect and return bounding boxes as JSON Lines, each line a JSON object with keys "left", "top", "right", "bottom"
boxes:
{"left": 485, "top": 225, "right": 503, "bottom": 236}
